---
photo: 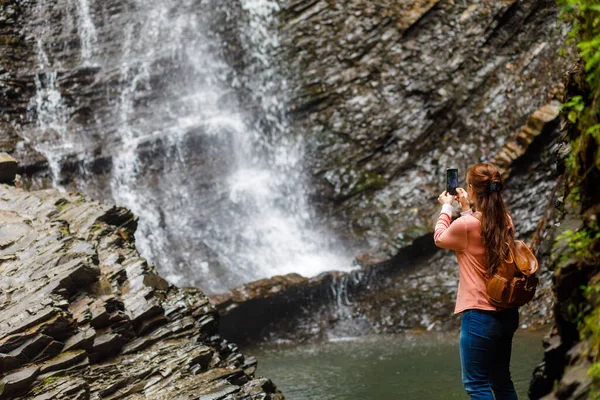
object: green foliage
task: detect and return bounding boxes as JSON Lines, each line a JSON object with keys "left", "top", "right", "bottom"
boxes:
{"left": 559, "top": 0, "right": 600, "bottom": 184}
{"left": 589, "top": 362, "right": 600, "bottom": 399}
{"left": 576, "top": 266, "right": 600, "bottom": 398}
{"left": 556, "top": 226, "right": 600, "bottom": 263}
{"left": 582, "top": 281, "right": 600, "bottom": 398}
{"left": 559, "top": 0, "right": 600, "bottom": 90}
{"left": 590, "top": 362, "right": 600, "bottom": 379}
{"left": 352, "top": 170, "right": 387, "bottom": 195}
{"left": 567, "top": 299, "right": 588, "bottom": 324}
{"left": 28, "top": 376, "right": 63, "bottom": 395}
{"left": 562, "top": 95, "right": 585, "bottom": 123}
{"left": 556, "top": 2, "right": 600, "bottom": 372}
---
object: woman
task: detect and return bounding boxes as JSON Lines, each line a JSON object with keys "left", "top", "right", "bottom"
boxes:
{"left": 434, "top": 163, "right": 519, "bottom": 400}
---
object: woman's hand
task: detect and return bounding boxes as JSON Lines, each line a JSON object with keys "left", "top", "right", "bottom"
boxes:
{"left": 456, "top": 187, "right": 471, "bottom": 212}
{"left": 437, "top": 191, "right": 455, "bottom": 205}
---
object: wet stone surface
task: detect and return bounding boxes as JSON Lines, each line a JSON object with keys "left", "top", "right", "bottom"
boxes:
{"left": 282, "top": 0, "right": 570, "bottom": 253}
{"left": 0, "top": 185, "right": 283, "bottom": 399}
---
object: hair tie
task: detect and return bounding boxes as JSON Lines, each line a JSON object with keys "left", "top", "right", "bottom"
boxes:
{"left": 488, "top": 181, "right": 502, "bottom": 194}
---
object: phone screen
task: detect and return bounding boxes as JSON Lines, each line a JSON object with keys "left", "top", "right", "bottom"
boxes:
{"left": 446, "top": 168, "right": 458, "bottom": 196}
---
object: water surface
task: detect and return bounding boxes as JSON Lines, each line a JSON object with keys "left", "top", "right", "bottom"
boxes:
{"left": 247, "top": 329, "right": 545, "bottom": 399}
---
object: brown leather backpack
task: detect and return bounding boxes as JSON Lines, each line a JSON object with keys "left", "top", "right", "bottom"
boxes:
{"left": 473, "top": 214, "right": 539, "bottom": 309}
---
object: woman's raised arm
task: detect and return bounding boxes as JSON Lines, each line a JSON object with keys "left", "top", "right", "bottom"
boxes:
{"left": 434, "top": 212, "right": 468, "bottom": 251}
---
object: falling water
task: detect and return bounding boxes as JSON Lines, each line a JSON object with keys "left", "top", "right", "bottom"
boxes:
{"left": 28, "top": 33, "right": 72, "bottom": 187}
{"left": 70, "top": 0, "right": 98, "bottom": 65}
{"left": 24, "top": 0, "right": 353, "bottom": 293}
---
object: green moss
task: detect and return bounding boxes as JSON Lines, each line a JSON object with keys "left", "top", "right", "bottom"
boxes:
{"left": 59, "top": 224, "right": 70, "bottom": 237}
{"left": 349, "top": 170, "right": 388, "bottom": 196}
{"left": 559, "top": 0, "right": 600, "bottom": 186}
{"left": 53, "top": 198, "right": 71, "bottom": 211}
{"left": 28, "top": 376, "right": 64, "bottom": 395}
{"left": 556, "top": 226, "right": 600, "bottom": 264}
{"left": 589, "top": 362, "right": 600, "bottom": 399}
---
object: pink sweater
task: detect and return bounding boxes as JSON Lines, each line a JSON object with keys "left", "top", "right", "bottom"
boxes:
{"left": 434, "top": 209, "right": 499, "bottom": 314}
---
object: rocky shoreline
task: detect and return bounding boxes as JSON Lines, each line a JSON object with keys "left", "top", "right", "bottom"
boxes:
{"left": 0, "top": 184, "right": 283, "bottom": 399}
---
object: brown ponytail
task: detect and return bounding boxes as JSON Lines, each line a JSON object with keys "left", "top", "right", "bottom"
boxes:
{"left": 467, "top": 163, "right": 514, "bottom": 275}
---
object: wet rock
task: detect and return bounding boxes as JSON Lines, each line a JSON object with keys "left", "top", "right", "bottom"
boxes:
{"left": 212, "top": 272, "right": 337, "bottom": 344}
{"left": 27, "top": 378, "right": 89, "bottom": 400}
{"left": 7, "top": 335, "right": 54, "bottom": 366}
{"left": 0, "top": 366, "right": 40, "bottom": 399}
{"left": 0, "top": 355, "right": 21, "bottom": 376}
{"left": 32, "top": 340, "right": 64, "bottom": 363}
{"left": 492, "top": 101, "right": 560, "bottom": 178}
{"left": 0, "top": 334, "right": 37, "bottom": 355}
{"left": 0, "top": 185, "right": 283, "bottom": 399}
{"left": 89, "top": 333, "right": 123, "bottom": 359}
{"left": 553, "top": 364, "right": 592, "bottom": 399}
{"left": 95, "top": 206, "right": 138, "bottom": 235}
{"left": 282, "top": 0, "right": 571, "bottom": 253}
{"left": 39, "top": 350, "right": 87, "bottom": 374}
{"left": 188, "top": 346, "right": 214, "bottom": 371}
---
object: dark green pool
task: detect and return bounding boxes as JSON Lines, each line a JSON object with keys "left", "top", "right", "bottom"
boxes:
{"left": 247, "top": 329, "right": 545, "bottom": 399}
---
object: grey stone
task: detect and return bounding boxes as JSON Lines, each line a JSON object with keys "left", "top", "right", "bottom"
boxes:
{"left": 0, "top": 185, "right": 281, "bottom": 399}
{"left": 62, "top": 327, "right": 96, "bottom": 352}
{"left": 39, "top": 350, "right": 87, "bottom": 374}
{"left": 0, "top": 366, "right": 40, "bottom": 399}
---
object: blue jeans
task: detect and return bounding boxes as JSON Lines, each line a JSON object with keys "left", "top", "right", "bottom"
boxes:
{"left": 460, "top": 309, "right": 519, "bottom": 400}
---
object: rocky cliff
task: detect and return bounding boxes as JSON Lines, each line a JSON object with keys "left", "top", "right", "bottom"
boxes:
{"left": 206, "top": 0, "right": 581, "bottom": 344}
{"left": 0, "top": 183, "right": 283, "bottom": 399}
{"left": 0, "top": 0, "right": 574, "bottom": 292}
{"left": 282, "top": 0, "right": 570, "bottom": 254}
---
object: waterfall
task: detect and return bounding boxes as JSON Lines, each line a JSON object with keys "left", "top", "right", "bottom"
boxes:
{"left": 28, "top": 25, "right": 72, "bottom": 187}
{"left": 70, "top": 0, "right": 98, "bottom": 65}
{"left": 23, "top": 0, "right": 353, "bottom": 293}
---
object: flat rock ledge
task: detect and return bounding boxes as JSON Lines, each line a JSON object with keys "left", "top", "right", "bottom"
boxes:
{"left": 0, "top": 185, "right": 283, "bottom": 400}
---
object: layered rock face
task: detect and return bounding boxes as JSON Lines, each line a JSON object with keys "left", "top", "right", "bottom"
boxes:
{"left": 282, "top": 0, "right": 570, "bottom": 253}
{"left": 1, "top": 0, "right": 355, "bottom": 294}
{"left": 0, "top": 184, "right": 283, "bottom": 399}
{"left": 0, "top": 0, "right": 249, "bottom": 169}
{"left": 1, "top": 0, "right": 572, "bottom": 293}
{"left": 527, "top": 57, "right": 600, "bottom": 398}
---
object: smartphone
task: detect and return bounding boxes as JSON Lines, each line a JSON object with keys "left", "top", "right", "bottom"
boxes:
{"left": 446, "top": 168, "right": 458, "bottom": 196}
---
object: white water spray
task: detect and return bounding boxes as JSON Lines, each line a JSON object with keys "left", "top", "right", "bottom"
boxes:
{"left": 26, "top": 0, "right": 353, "bottom": 293}
{"left": 71, "top": 0, "right": 98, "bottom": 65}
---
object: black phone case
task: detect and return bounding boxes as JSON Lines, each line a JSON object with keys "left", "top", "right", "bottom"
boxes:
{"left": 447, "top": 169, "right": 458, "bottom": 195}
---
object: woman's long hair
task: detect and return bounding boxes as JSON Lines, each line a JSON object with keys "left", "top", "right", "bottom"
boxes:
{"left": 467, "top": 163, "right": 514, "bottom": 275}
